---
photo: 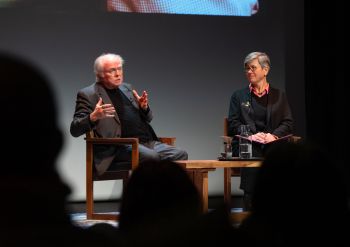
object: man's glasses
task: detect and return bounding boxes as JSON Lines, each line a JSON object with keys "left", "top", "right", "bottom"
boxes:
{"left": 244, "top": 65, "right": 260, "bottom": 73}
{"left": 105, "top": 67, "right": 123, "bottom": 74}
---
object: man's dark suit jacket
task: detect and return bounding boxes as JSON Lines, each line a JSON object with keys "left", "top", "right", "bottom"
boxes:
{"left": 70, "top": 82, "right": 157, "bottom": 175}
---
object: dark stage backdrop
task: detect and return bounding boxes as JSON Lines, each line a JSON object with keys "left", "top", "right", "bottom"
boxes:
{"left": 0, "top": 0, "right": 305, "bottom": 201}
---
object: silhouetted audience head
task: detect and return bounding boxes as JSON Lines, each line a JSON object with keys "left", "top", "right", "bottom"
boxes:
{"left": 0, "top": 53, "right": 69, "bottom": 216}
{"left": 253, "top": 141, "right": 348, "bottom": 217}
{"left": 118, "top": 160, "right": 202, "bottom": 246}
{"left": 1, "top": 52, "right": 63, "bottom": 175}
{"left": 118, "top": 160, "right": 248, "bottom": 247}
{"left": 119, "top": 160, "right": 201, "bottom": 229}
{"left": 240, "top": 141, "right": 349, "bottom": 246}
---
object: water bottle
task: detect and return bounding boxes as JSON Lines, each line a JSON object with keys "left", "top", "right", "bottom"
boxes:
{"left": 239, "top": 125, "right": 252, "bottom": 159}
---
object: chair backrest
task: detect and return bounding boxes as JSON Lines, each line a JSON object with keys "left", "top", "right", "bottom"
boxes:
{"left": 158, "top": 137, "right": 176, "bottom": 146}
{"left": 224, "top": 117, "right": 229, "bottom": 136}
{"left": 86, "top": 130, "right": 140, "bottom": 175}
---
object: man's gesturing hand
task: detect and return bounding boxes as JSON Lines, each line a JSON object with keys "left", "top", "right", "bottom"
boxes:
{"left": 90, "top": 97, "right": 115, "bottom": 122}
{"left": 133, "top": 89, "right": 148, "bottom": 110}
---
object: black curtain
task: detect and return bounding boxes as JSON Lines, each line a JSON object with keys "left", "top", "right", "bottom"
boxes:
{"left": 304, "top": 1, "right": 347, "bottom": 195}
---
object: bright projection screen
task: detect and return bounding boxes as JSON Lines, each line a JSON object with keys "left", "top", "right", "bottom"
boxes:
{"left": 107, "top": 0, "right": 259, "bottom": 16}
{"left": 0, "top": 0, "right": 299, "bottom": 201}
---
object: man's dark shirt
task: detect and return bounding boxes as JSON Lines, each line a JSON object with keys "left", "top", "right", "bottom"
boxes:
{"left": 106, "top": 88, "right": 154, "bottom": 143}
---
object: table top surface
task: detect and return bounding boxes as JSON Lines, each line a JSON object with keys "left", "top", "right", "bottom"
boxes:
{"left": 176, "top": 159, "right": 262, "bottom": 169}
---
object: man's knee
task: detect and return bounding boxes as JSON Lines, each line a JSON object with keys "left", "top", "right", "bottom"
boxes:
{"left": 175, "top": 149, "right": 188, "bottom": 160}
{"left": 140, "top": 152, "right": 161, "bottom": 163}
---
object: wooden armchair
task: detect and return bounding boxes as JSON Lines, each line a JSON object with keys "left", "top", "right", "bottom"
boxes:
{"left": 222, "top": 117, "right": 301, "bottom": 207}
{"left": 85, "top": 131, "right": 176, "bottom": 221}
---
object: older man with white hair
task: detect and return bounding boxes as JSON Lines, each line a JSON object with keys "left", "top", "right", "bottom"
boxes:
{"left": 70, "top": 53, "right": 188, "bottom": 175}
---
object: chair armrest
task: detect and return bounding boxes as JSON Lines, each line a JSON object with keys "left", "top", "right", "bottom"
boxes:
{"left": 158, "top": 137, "right": 176, "bottom": 146}
{"left": 86, "top": 137, "right": 138, "bottom": 145}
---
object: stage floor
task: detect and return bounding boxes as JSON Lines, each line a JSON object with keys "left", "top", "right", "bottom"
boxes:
{"left": 68, "top": 195, "right": 244, "bottom": 228}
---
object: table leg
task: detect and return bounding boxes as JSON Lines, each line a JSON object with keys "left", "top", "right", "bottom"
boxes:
{"left": 224, "top": 167, "right": 232, "bottom": 207}
{"left": 187, "top": 169, "right": 213, "bottom": 213}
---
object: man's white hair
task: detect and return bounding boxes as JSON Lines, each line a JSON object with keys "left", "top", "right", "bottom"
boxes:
{"left": 94, "top": 53, "right": 124, "bottom": 80}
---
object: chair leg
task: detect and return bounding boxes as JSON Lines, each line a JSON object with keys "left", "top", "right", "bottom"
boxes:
{"left": 87, "top": 179, "right": 119, "bottom": 221}
{"left": 86, "top": 173, "right": 129, "bottom": 221}
{"left": 86, "top": 175, "right": 93, "bottom": 220}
